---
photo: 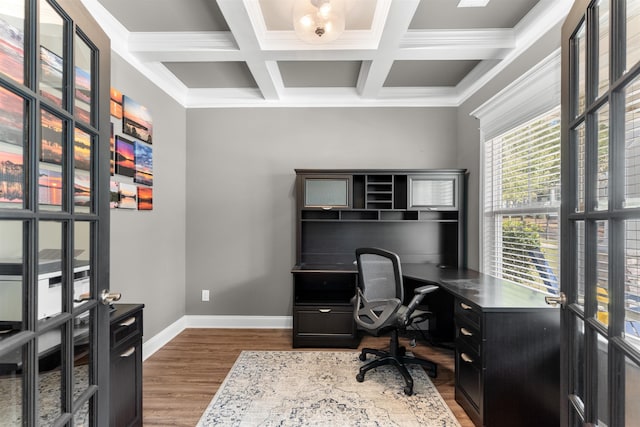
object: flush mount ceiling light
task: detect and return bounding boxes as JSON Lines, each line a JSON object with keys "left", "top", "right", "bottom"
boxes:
{"left": 293, "top": 0, "right": 346, "bottom": 44}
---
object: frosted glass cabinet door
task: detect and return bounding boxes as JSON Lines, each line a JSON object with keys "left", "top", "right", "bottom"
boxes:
{"left": 408, "top": 175, "right": 458, "bottom": 210}
{"left": 303, "top": 175, "right": 352, "bottom": 208}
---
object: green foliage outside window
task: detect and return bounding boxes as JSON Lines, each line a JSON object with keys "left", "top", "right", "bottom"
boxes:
{"left": 502, "top": 218, "right": 544, "bottom": 285}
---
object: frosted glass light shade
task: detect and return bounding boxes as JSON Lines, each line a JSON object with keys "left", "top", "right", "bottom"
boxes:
{"left": 293, "top": 0, "right": 345, "bottom": 43}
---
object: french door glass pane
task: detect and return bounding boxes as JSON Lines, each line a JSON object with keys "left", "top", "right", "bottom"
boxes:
{"left": 0, "top": 0, "right": 25, "bottom": 84}
{"left": 0, "top": 86, "right": 25, "bottom": 209}
{"left": 73, "top": 310, "right": 90, "bottom": 401}
{"left": 572, "top": 317, "right": 586, "bottom": 400}
{"left": 575, "top": 22, "right": 587, "bottom": 117}
{"left": 74, "top": 128, "right": 91, "bottom": 213}
{"left": 576, "top": 220, "right": 586, "bottom": 308}
{"left": 596, "top": 333, "right": 609, "bottom": 426}
{"left": 0, "top": 345, "right": 24, "bottom": 424}
{"left": 596, "top": 220, "right": 609, "bottom": 326}
{"left": 0, "top": 220, "right": 23, "bottom": 333}
{"left": 74, "top": 35, "right": 93, "bottom": 125}
{"left": 627, "top": 0, "right": 640, "bottom": 72}
{"left": 597, "top": 0, "right": 610, "bottom": 98}
{"left": 625, "top": 219, "right": 640, "bottom": 348}
{"left": 596, "top": 103, "right": 609, "bottom": 211}
{"left": 38, "top": 326, "right": 63, "bottom": 423}
{"left": 625, "top": 74, "right": 640, "bottom": 209}
{"left": 38, "top": 220, "right": 63, "bottom": 321}
{"left": 626, "top": 356, "right": 640, "bottom": 425}
{"left": 75, "top": 400, "right": 90, "bottom": 426}
{"left": 73, "top": 221, "right": 91, "bottom": 307}
{"left": 576, "top": 123, "right": 586, "bottom": 212}
{"left": 39, "top": 108, "right": 64, "bottom": 211}
{"left": 39, "top": 0, "right": 65, "bottom": 108}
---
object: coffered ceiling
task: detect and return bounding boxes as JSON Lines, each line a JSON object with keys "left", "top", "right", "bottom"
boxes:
{"left": 82, "top": 0, "right": 572, "bottom": 108}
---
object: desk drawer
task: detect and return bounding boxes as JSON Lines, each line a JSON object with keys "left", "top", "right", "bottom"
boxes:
{"left": 455, "top": 318, "right": 481, "bottom": 356}
{"left": 111, "top": 310, "right": 143, "bottom": 349}
{"left": 454, "top": 298, "right": 480, "bottom": 329}
{"left": 294, "top": 305, "right": 355, "bottom": 336}
{"left": 455, "top": 340, "right": 482, "bottom": 424}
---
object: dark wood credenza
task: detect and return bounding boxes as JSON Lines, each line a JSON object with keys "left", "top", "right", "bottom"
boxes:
{"left": 110, "top": 303, "right": 144, "bottom": 427}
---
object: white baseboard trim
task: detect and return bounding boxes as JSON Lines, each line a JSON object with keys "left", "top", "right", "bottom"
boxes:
{"left": 142, "top": 315, "right": 293, "bottom": 361}
{"left": 142, "top": 315, "right": 187, "bottom": 361}
{"left": 186, "top": 315, "right": 293, "bottom": 329}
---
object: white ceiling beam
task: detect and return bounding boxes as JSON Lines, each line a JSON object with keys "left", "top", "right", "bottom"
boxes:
{"left": 356, "top": 0, "right": 420, "bottom": 99}
{"left": 217, "top": 0, "right": 283, "bottom": 100}
{"left": 129, "top": 31, "right": 242, "bottom": 62}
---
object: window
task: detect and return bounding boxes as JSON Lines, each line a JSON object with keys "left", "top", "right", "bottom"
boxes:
{"left": 483, "top": 107, "right": 561, "bottom": 294}
{"left": 472, "top": 50, "right": 561, "bottom": 294}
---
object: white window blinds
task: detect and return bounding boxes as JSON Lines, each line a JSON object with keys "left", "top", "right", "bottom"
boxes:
{"left": 483, "top": 107, "right": 561, "bottom": 293}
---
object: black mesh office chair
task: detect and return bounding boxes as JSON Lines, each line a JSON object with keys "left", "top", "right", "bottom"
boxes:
{"left": 354, "top": 247, "right": 438, "bottom": 396}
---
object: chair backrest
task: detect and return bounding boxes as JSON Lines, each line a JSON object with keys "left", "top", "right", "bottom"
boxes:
{"left": 355, "top": 248, "right": 404, "bottom": 302}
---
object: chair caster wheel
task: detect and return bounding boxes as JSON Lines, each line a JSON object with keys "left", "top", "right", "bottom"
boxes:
{"left": 403, "top": 386, "right": 413, "bottom": 396}
{"left": 356, "top": 373, "right": 365, "bottom": 382}
{"left": 359, "top": 353, "right": 367, "bottom": 361}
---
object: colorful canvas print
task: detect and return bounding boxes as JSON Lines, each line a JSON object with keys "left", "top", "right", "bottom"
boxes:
{"left": 40, "top": 109, "right": 63, "bottom": 165}
{"left": 110, "top": 87, "right": 123, "bottom": 119}
{"left": 74, "top": 172, "right": 91, "bottom": 207}
{"left": 137, "top": 186, "right": 153, "bottom": 210}
{"left": 110, "top": 180, "right": 119, "bottom": 208}
{"left": 0, "top": 150, "right": 23, "bottom": 204}
{"left": 0, "top": 13, "right": 25, "bottom": 84}
{"left": 118, "top": 182, "right": 137, "bottom": 209}
{"left": 110, "top": 122, "right": 115, "bottom": 175}
{"left": 74, "top": 127, "right": 91, "bottom": 171}
{"left": 40, "top": 46, "right": 63, "bottom": 106}
{"left": 122, "top": 95, "right": 152, "bottom": 143}
{"left": 38, "top": 168, "right": 62, "bottom": 206}
{"left": 134, "top": 141, "right": 153, "bottom": 186}
{"left": 115, "top": 135, "right": 134, "bottom": 177}
{"left": 0, "top": 86, "right": 24, "bottom": 146}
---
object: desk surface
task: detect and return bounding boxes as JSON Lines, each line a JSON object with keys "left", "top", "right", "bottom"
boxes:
{"left": 401, "top": 263, "right": 553, "bottom": 311}
{"left": 293, "top": 262, "right": 554, "bottom": 312}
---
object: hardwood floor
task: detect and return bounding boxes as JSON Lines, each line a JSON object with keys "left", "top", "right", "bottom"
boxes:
{"left": 143, "top": 328, "right": 475, "bottom": 426}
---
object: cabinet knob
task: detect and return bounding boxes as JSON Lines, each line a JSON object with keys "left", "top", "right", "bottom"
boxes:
{"left": 459, "top": 302, "right": 472, "bottom": 310}
{"left": 120, "top": 347, "right": 136, "bottom": 358}
{"left": 119, "top": 317, "right": 136, "bottom": 327}
{"left": 460, "top": 353, "right": 474, "bottom": 363}
{"left": 318, "top": 308, "right": 332, "bottom": 313}
{"left": 460, "top": 327, "right": 473, "bottom": 337}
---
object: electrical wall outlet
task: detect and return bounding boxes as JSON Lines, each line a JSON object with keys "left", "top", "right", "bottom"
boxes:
{"left": 202, "top": 289, "right": 210, "bottom": 302}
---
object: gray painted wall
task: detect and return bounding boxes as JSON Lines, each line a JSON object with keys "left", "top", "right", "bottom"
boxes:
{"left": 109, "top": 53, "right": 187, "bottom": 340}
{"left": 185, "top": 108, "right": 458, "bottom": 315}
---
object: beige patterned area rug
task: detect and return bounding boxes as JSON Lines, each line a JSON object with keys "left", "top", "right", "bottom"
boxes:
{"left": 197, "top": 350, "right": 461, "bottom": 427}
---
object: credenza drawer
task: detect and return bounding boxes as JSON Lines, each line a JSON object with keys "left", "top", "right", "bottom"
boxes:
{"left": 111, "top": 309, "right": 143, "bottom": 349}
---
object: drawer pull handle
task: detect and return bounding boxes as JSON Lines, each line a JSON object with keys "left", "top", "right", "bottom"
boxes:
{"left": 460, "top": 302, "right": 473, "bottom": 310}
{"left": 318, "top": 308, "right": 332, "bottom": 313}
{"left": 460, "top": 327, "right": 473, "bottom": 337}
{"left": 119, "top": 317, "right": 136, "bottom": 327}
{"left": 460, "top": 353, "right": 474, "bottom": 363}
{"left": 120, "top": 347, "right": 135, "bottom": 358}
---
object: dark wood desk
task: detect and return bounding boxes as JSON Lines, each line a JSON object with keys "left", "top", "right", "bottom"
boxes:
{"left": 402, "top": 263, "right": 560, "bottom": 427}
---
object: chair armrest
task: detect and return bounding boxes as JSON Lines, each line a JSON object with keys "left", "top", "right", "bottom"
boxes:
{"left": 404, "top": 285, "right": 439, "bottom": 323}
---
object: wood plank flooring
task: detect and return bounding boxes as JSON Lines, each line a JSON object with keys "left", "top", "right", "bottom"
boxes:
{"left": 143, "top": 328, "right": 474, "bottom": 426}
